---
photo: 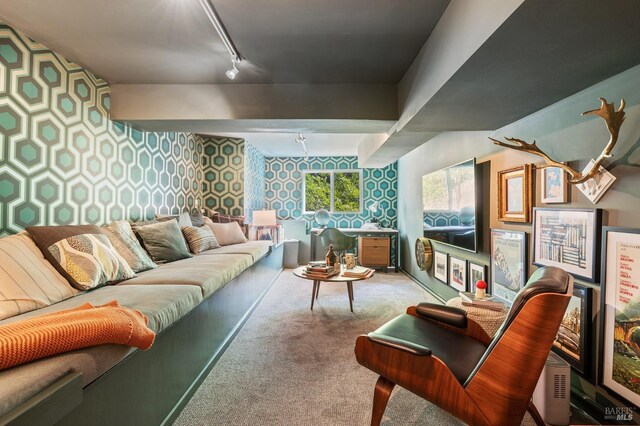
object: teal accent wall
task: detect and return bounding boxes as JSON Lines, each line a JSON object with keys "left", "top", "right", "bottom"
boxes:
{"left": 244, "top": 143, "right": 265, "bottom": 223}
{"left": 0, "top": 24, "right": 203, "bottom": 235}
{"left": 265, "top": 156, "right": 397, "bottom": 229}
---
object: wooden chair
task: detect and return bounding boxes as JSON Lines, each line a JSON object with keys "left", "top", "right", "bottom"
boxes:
{"left": 354, "top": 266, "right": 573, "bottom": 426}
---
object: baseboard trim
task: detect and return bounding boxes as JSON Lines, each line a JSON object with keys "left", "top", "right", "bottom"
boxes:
{"left": 161, "top": 267, "right": 283, "bottom": 426}
{"left": 400, "top": 268, "right": 446, "bottom": 304}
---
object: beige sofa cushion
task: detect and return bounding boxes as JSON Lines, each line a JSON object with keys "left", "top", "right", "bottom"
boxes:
{"left": 197, "top": 240, "right": 271, "bottom": 262}
{"left": 119, "top": 254, "right": 253, "bottom": 298}
{"left": 0, "top": 234, "right": 78, "bottom": 320}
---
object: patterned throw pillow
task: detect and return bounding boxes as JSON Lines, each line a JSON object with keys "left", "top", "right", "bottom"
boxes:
{"left": 103, "top": 221, "right": 157, "bottom": 273}
{"left": 0, "top": 233, "right": 79, "bottom": 320}
{"left": 203, "top": 218, "right": 248, "bottom": 246}
{"left": 27, "top": 225, "right": 136, "bottom": 291}
{"left": 181, "top": 225, "right": 220, "bottom": 254}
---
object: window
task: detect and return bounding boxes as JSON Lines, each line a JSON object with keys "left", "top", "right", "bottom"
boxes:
{"left": 304, "top": 170, "right": 362, "bottom": 213}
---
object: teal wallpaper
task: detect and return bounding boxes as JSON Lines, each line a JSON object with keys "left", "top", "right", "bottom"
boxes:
{"left": 264, "top": 156, "right": 397, "bottom": 228}
{"left": 0, "top": 24, "right": 204, "bottom": 235}
{"left": 197, "top": 135, "right": 245, "bottom": 217}
{"left": 244, "top": 143, "right": 265, "bottom": 223}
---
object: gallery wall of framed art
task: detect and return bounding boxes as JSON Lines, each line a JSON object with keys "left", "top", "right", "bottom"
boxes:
{"left": 552, "top": 283, "right": 592, "bottom": 377}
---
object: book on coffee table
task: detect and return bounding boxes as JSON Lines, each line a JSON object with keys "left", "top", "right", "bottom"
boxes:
{"left": 341, "top": 267, "right": 374, "bottom": 279}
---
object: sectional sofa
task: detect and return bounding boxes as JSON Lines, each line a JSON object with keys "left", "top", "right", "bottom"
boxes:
{"left": 0, "top": 228, "right": 283, "bottom": 426}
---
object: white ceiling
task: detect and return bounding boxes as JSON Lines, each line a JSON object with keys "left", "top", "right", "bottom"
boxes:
{"left": 205, "top": 133, "right": 370, "bottom": 157}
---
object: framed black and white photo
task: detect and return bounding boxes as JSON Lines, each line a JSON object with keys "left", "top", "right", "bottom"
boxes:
{"left": 448, "top": 256, "right": 467, "bottom": 292}
{"left": 491, "top": 229, "right": 527, "bottom": 307}
{"left": 468, "top": 262, "right": 489, "bottom": 294}
{"left": 433, "top": 250, "right": 448, "bottom": 284}
{"left": 532, "top": 208, "right": 602, "bottom": 282}
{"left": 552, "top": 283, "right": 592, "bottom": 376}
{"left": 599, "top": 227, "right": 640, "bottom": 407}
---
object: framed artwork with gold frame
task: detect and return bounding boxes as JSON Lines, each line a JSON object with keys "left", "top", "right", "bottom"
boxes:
{"left": 498, "top": 164, "right": 533, "bottom": 223}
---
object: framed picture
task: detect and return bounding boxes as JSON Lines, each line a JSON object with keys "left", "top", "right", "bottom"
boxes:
{"left": 599, "top": 227, "right": 640, "bottom": 407}
{"left": 491, "top": 229, "right": 527, "bottom": 306}
{"left": 468, "top": 262, "right": 489, "bottom": 294}
{"left": 449, "top": 256, "right": 467, "bottom": 292}
{"left": 433, "top": 250, "right": 448, "bottom": 284}
{"left": 552, "top": 283, "right": 592, "bottom": 377}
{"left": 576, "top": 159, "right": 617, "bottom": 204}
{"left": 498, "top": 164, "right": 533, "bottom": 223}
{"left": 541, "top": 166, "right": 568, "bottom": 204}
{"left": 532, "top": 208, "right": 602, "bottom": 282}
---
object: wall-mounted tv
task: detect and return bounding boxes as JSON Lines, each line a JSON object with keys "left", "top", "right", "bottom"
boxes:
{"left": 422, "top": 158, "right": 478, "bottom": 252}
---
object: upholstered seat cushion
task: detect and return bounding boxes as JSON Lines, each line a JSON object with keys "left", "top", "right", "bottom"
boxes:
{"left": 0, "top": 284, "right": 202, "bottom": 416}
{"left": 118, "top": 254, "right": 253, "bottom": 298}
{"left": 196, "top": 240, "right": 271, "bottom": 262}
{"left": 371, "top": 314, "right": 488, "bottom": 383}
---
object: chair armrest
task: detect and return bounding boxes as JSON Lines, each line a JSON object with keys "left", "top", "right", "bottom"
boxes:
{"left": 415, "top": 303, "right": 467, "bottom": 329}
{"left": 367, "top": 332, "right": 432, "bottom": 356}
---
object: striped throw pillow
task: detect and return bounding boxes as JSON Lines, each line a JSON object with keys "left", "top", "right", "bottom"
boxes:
{"left": 0, "top": 233, "right": 79, "bottom": 320}
{"left": 181, "top": 225, "right": 220, "bottom": 254}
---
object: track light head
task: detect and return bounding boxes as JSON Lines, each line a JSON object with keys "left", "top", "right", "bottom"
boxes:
{"left": 226, "top": 59, "right": 239, "bottom": 80}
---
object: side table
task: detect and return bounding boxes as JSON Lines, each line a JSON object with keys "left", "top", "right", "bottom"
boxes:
{"left": 446, "top": 297, "right": 508, "bottom": 337}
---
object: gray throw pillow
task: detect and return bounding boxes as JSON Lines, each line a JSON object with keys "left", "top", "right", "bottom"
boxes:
{"left": 134, "top": 219, "right": 191, "bottom": 264}
{"left": 103, "top": 221, "right": 157, "bottom": 273}
{"left": 189, "top": 210, "right": 205, "bottom": 227}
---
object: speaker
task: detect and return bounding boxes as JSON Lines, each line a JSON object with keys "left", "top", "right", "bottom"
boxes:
{"left": 533, "top": 351, "right": 571, "bottom": 425}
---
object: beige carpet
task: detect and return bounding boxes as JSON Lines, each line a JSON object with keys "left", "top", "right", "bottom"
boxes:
{"left": 175, "top": 269, "right": 535, "bottom": 425}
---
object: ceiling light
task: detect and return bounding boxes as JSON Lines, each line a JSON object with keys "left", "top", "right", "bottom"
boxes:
{"left": 295, "top": 133, "right": 308, "bottom": 158}
{"left": 226, "top": 59, "right": 239, "bottom": 80}
{"left": 198, "top": 0, "right": 243, "bottom": 79}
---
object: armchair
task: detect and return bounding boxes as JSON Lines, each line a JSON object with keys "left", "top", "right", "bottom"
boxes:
{"left": 355, "top": 266, "right": 573, "bottom": 426}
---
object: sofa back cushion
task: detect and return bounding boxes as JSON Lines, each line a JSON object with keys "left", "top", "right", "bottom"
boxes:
{"left": 204, "top": 218, "right": 248, "bottom": 246}
{"left": 103, "top": 221, "right": 157, "bottom": 273}
{"left": 26, "top": 225, "right": 136, "bottom": 291}
{"left": 134, "top": 219, "right": 192, "bottom": 263}
{"left": 0, "top": 233, "right": 79, "bottom": 320}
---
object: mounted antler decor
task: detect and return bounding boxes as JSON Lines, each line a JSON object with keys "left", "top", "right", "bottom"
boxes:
{"left": 489, "top": 98, "right": 626, "bottom": 185}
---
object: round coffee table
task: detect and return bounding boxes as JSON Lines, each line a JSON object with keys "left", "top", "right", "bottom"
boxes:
{"left": 293, "top": 266, "right": 374, "bottom": 312}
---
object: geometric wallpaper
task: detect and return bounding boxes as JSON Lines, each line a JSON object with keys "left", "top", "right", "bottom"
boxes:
{"left": 265, "top": 156, "right": 398, "bottom": 261}
{"left": 265, "top": 156, "right": 397, "bottom": 228}
{"left": 0, "top": 23, "right": 205, "bottom": 235}
{"left": 197, "top": 135, "right": 245, "bottom": 217}
{"left": 244, "top": 142, "right": 265, "bottom": 223}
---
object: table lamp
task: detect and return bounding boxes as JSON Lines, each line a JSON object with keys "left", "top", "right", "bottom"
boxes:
{"left": 252, "top": 209, "right": 277, "bottom": 240}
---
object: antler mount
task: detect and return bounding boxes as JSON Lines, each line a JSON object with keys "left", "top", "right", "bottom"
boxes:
{"left": 490, "top": 98, "right": 626, "bottom": 184}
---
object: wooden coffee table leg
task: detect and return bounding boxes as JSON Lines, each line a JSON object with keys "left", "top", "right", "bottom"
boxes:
{"left": 349, "top": 281, "right": 354, "bottom": 301}
{"left": 315, "top": 281, "right": 320, "bottom": 299}
{"left": 347, "top": 281, "right": 354, "bottom": 312}
{"left": 310, "top": 280, "right": 318, "bottom": 310}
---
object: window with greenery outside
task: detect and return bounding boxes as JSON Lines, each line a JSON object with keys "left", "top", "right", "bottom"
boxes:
{"left": 304, "top": 171, "right": 361, "bottom": 213}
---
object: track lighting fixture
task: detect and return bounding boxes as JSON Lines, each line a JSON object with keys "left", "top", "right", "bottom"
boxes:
{"left": 295, "top": 133, "right": 309, "bottom": 158}
{"left": 226, "top": 58, "right": 239, "bottom": 80}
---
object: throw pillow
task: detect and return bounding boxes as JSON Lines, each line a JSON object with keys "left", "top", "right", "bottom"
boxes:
{"left": 0, "top": 233, "right": 79, "bottom": 320}
{"left": 103, "top": 221, "right": 157, "bottom": 273}
{"left": 189, "top": 210, "right": 205, "bottom": 227}
{"left": 181, "top": 225, "right": 220, "bottom": 254}
{"left": 26, "top": 225, "right": 136, "bottom": 291}
{"left": 208, "top": 212, "right": 248, "bottom": 237}
{"left": 204, "top": 218, "right": 248, "bottom": 246}
{"left": 134, "top": 219, "right": 191, "bottom": 263}
{"left": 154, "top": 212, "right": 193, "bottom": 227}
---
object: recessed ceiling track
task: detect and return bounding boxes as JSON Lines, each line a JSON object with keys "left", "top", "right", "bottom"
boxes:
{"left": 197, "top": 0, "right": 242, "bottom": 79}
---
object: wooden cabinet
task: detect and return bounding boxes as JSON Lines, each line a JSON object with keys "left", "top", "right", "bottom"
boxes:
{"left": 358, "top": 236, "right": 390, "bottom": 267}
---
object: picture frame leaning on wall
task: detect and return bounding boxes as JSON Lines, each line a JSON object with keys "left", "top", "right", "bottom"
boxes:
{"left": 599, "top": 227, "right": 640, "bottom": 408}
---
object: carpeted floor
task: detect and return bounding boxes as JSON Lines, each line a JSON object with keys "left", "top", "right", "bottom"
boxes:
{"left": 174, "top": 269, "right": 535, "bottom": 425}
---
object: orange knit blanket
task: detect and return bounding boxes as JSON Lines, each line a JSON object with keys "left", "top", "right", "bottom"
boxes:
{"left": 0, "top": 301, "right": 155, "bottom": 371}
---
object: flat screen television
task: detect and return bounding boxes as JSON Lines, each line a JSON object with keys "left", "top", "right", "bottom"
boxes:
{"left": 422, "top": 158, "right": 478, "bottom": 252}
